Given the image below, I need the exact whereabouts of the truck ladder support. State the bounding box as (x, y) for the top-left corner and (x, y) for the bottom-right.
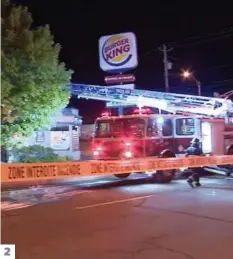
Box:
(70, 83), (233, 118)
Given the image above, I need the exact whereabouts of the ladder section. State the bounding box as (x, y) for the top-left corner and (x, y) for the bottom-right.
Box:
(70, 84), (233, 117)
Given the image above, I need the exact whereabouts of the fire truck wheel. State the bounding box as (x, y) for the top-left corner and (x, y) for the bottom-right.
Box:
(114, 173), (131, 179)
(155, 149), (176, 184)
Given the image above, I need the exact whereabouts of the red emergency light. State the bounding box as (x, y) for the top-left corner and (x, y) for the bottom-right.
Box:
(133, 107), (152, 114)
(101, 110), (111, 117)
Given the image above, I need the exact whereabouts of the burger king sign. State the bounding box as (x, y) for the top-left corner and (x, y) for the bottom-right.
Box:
(99, 32), (138, 73)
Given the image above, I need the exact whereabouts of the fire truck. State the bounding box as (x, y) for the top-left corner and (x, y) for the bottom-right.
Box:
(71, 84), (233, 182)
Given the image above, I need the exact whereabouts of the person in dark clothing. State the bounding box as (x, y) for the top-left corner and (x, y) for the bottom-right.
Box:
(185, 138), (203, 188)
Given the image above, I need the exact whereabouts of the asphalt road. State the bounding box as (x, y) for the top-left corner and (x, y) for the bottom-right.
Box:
(1, 176), (233, 259)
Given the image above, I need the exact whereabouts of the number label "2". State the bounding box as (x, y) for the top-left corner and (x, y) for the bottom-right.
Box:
(0, 245), (15, 258)
(4, 247), (11, 256)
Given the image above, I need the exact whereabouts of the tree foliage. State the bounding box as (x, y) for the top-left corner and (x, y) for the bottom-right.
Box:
(1, 0), (73, 148)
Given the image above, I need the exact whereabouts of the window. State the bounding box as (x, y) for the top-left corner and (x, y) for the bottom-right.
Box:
(112, 119), (125, 137)
(95, 121), (111, 138)
(176, 118), (195, 135)
(95, 118), (146, 138)
(147, 119), (158, 137)
(147, 118), (173, 137)
(162, 119), (173, 136)
(113, 118), (145, 138)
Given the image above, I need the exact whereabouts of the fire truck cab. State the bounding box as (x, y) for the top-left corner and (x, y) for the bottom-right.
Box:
(92, 110), (233, 182)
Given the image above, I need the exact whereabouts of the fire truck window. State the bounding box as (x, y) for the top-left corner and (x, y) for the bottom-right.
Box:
(147, 119), (158, 137)
(95, 121), (111, 138)
(176, 118), (195, 135)
(112, 120), (125, 137)
(113, 118), (145, 138)
(162, 119), (173, 136)
(127, 118), (145, 138)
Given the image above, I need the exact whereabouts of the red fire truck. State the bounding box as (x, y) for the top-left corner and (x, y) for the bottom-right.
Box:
(92, 109), (233, 182)
(72, 84), (233, 182)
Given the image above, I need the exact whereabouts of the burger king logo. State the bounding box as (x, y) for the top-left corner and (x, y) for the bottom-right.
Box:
(102, 34), (132, 67)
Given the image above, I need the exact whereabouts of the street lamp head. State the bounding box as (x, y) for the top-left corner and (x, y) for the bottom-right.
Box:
(182, 70), (192, 78)
(181, 70), (201, 96)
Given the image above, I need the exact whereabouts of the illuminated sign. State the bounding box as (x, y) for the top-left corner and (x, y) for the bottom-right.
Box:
(104, 74), (136, 85)
(99, 32), (138, 72)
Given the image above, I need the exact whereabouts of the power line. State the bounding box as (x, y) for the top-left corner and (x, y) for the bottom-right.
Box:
(143, 26), (233, 57)
(173, 32), (233, 49)
(208, 78), (233, 86)
(168, 26), (233, 47)
(171, 78), (233, 89)
(142, 27), (233, 94)
(199, 64), (233, 71)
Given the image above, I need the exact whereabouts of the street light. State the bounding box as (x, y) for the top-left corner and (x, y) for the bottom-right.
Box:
(183, 71), (191, 78)
(182, 70), (201, 96)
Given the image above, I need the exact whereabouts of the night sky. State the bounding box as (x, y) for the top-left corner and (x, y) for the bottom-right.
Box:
(11, 1), (233, 122)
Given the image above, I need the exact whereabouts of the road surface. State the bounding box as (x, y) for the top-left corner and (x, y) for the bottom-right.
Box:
(1, 176), (233, 259)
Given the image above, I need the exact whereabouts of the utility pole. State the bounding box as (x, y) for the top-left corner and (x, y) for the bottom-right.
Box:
(196, 80), (201, 96)
(159, 44), (173, 92)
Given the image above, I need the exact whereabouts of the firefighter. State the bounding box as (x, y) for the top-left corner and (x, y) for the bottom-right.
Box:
(185, 138), (203, 188)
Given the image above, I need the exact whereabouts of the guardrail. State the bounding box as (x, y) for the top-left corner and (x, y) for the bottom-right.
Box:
(1, 155), (233, 183)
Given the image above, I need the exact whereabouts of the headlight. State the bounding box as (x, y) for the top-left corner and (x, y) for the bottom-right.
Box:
(124, 151), (133, 158)
(93, 151), (100, 156)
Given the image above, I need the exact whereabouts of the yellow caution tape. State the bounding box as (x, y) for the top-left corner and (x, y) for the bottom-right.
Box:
(1, 155), (233, 183)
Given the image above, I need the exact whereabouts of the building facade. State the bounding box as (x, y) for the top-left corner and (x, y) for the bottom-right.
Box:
(20, 108), (82, 160)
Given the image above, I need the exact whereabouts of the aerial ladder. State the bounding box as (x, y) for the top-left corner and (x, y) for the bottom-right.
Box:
(70, 83), (233, 119)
